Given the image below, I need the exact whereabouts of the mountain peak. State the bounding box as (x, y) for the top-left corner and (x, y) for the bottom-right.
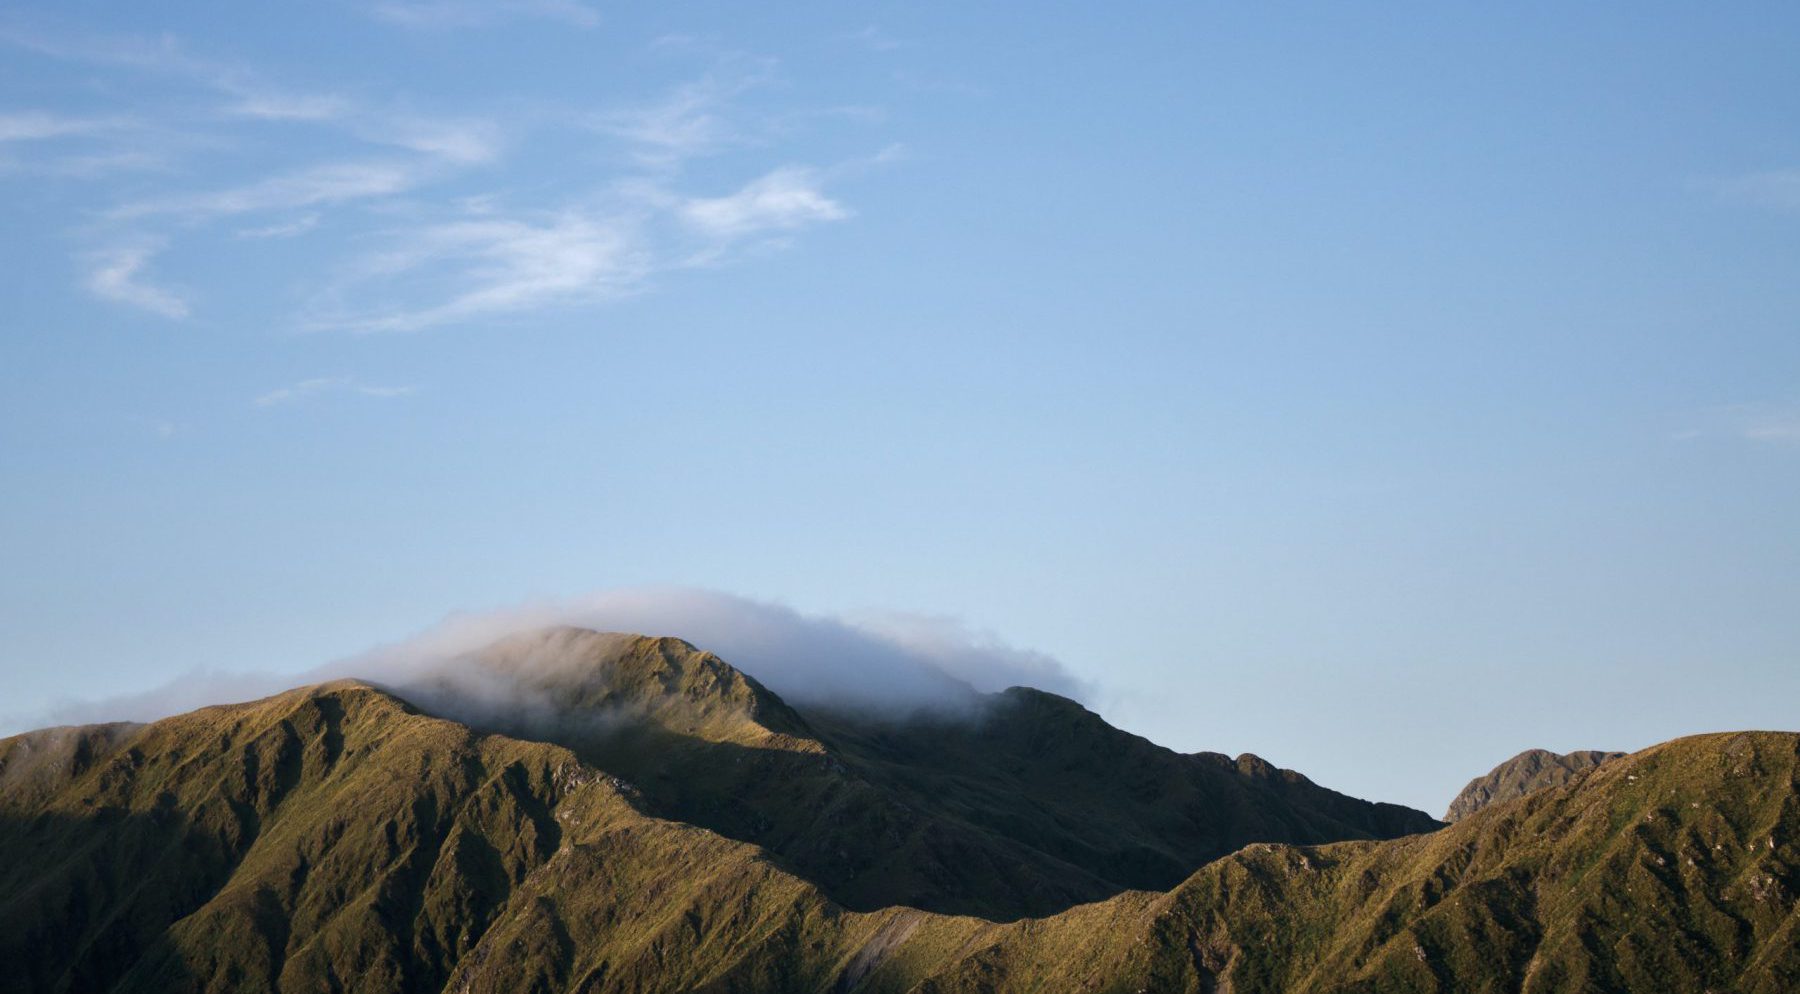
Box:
(404, 626), (818, 748)
(1443, 745), (1625, 821)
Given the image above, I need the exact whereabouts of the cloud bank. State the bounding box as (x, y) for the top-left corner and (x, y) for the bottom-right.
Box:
(20, 589), (1093, 732)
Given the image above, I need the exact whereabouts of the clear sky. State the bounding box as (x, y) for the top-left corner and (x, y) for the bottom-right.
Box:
(3, 2), (1798, 814)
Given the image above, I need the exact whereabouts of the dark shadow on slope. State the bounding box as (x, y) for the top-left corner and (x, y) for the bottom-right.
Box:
(0, 809), (210, 994)
(437, 685), (1443, 922)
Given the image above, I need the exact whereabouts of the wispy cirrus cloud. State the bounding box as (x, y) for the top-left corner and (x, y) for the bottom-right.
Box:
(1736, 408), (1800, 443)
(841, 25), (910, 53)
(111, 160), (423, 220)
(1674, 402), (1800, 446)
(255, 375), (418, 407)
(308, 165), (849, 332)
(0, 25), (351, 125)
(1715, 169), (1800, 212)
(7, 22), (879, 330)
(366, 0), (599, 30)
(373, 116), (504, 165)
(591, 57), (777, 169)
(236, 213), (321, 239)
(680, 166), (848, 239)
(225, 91), (353, 123)
(0, 110), (128, 142)
(310, 210), (653, 332)
(83, 242), (188, 318)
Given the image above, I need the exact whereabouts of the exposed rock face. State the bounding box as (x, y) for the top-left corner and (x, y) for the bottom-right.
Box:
(1442, 746), (1624, 821)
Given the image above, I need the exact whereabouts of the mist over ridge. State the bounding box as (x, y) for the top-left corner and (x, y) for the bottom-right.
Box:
(18, 587), (1094, 733)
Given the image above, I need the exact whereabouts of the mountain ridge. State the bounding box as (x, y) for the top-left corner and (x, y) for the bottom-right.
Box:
(3, 631), (1792, 993)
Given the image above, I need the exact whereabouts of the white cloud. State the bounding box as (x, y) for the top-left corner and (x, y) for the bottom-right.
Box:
(1676, 403), (1800, 446)
(236, 213), (321, 239)
(224, 91), (352, 122)
(368, 0), (600, 29)
(1739, 410), (1800, 443)
(10, 28), (875, 336)
(314, 211), (650, 332)
(0, 110), (121, 142)
(310, 156), (854, 332)
(842, 25), (910, 53)
(373, 116), (503, 165)
(255, 375), (418, 407)
(593, 60), (777, 168)
(1, 27), (350, 126)
(680, 166), (848, 238)
(84, 243), (189, 318)
(18, 589), (1092, 732)
(112, 160), (421, 219)
(1717, 169), (1800, 212)
(341, 588), (1094, 714)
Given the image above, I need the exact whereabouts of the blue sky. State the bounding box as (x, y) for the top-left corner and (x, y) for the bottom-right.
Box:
(3, 2), (1798, 813)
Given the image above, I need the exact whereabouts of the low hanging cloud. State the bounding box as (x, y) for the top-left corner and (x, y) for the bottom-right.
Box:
(20, 589), (1093, 733)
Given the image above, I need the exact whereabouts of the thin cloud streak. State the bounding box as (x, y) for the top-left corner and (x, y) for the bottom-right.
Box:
(84, 243), (188, 318)
(591, 57), (777, 169)
(0, 25), (351, 125)
(367, 0), (600, 30)
(1674, 402), (1800, 446)
(236, 213), (321, 239)
(0, 110), (127, 142)
(10, 26), (876, 330)
(310, 212), (652, 332)
(1717, 169), (1800, 212)
(255, 376), (418, 407)
(110, 160), (422, 220)
(309, 164), (849, 333)
(681, 166), (848, 238)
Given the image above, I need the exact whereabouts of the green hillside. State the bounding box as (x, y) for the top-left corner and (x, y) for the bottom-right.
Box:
(1, 630), (1793, 994)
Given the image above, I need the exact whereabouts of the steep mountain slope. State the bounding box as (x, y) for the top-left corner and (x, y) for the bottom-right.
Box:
(1443, 747), (1624, 822)
(410, 628), (1440, 917)
(2, 671), (1795, 994)
(920, 729), (1800, 994)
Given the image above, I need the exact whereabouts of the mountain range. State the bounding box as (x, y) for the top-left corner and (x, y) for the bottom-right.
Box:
(1, 628), (1794, 993)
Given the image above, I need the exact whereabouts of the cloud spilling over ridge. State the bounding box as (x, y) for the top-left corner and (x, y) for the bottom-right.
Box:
(18, 589), (1092, 732)
(331, 588), (1092, 712)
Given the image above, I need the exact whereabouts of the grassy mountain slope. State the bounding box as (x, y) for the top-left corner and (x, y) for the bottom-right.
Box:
(1443, 747), (1624, 822)
(420, 628), (1440, 917)
(917, 730), (1800, 994)
(3, 634), (1792, 993)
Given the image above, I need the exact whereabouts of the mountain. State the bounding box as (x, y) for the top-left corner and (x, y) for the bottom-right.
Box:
(1, 629), (1793, 993)
(400, 628), (1439, 917)
(911, 728), (1800, 993)
(1443, 747), (1625, 822)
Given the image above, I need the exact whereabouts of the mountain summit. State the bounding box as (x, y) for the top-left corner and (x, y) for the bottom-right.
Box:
(1443, 746), (1625, 822)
